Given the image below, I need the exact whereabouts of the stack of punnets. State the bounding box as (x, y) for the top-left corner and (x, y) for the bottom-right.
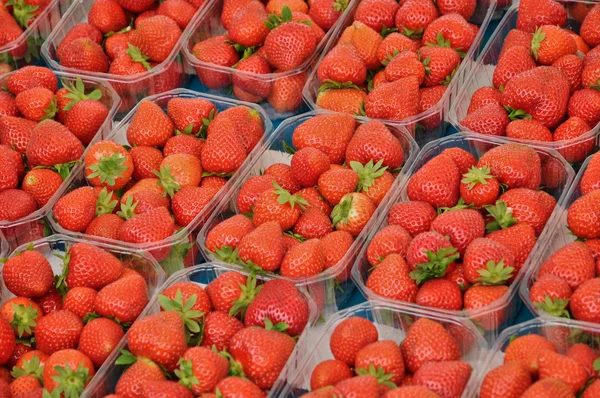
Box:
(1, 0), (600, 397)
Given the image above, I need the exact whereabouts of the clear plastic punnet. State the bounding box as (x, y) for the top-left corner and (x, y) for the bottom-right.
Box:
(0, 0), (74, 74)
(270, 300), (489, 397)
(302, 0), (498, 146)
(82, 262), (319, 397)
(351, 132), (576, 344)
(449, 1), (600, 162)
(196, 110), (419, 317)
(46, 88), (273, 275)
(473, 317), (600, 395)
(0, 70), (120, 252)
(40, 0), (209, 115)
(181, 0), (354, 123)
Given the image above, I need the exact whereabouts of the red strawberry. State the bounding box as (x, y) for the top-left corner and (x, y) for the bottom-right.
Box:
(386, 201), (437, 236)
(64, 100), (109, 145)
(493, 45), (537, 89)
(7, 66), (57, 95)
(419, 46), (460, 87)
(108, 46), (153, 95)
(461, 103), (509, 136)
(476, 143), (541, 190)
(480, 362), (532, 398)
(78, 318), (124, 368)
(26, 120), (84, 167)
(467, 86), (503, 114)
(201, 311), (244, 351)
(522, 379), (574, 397)
(127, 100), (174, 147)
(330, 316), (378, 366)
(377, 33), (419, 64)
(395, 0), (437, 38)
(15, 87), (57, 122)
(308, 0), (348, 31)
(88, 0), (127, 34)
(493, 188), (554, 236)
(116, 0), (155, 12)
(104, 31), (132, 60)
(316, 86), (367, 115)
(264, 20), (316, 71)
(94, 269), (149, 323)
(158, 0), (197, 29)
(431, 209), (485, 255)
(176, 347), (229, 394)
(201, 128), (246, 174)
(293, 207), (333, 239)
(568, 190), (600, 239)
(214, 377), (266, 397)
(406, 231), (458, 279)
(529, 273), (572, 317)
(142, 380), (194, 398)
(63, 243), (122, 290)
(280, 238), (324, 277)
(310, 360), (352, 391)
(487, 223), (537, 271)
(321, 230), (354, 274)
(531, 25), (577, 65)
(401, 318), (460, 373)
(0, 189), (37, 221)
(422, 13), (478, 52)
(267, 69), (307, 112)
(56, 23), (103, 60)
(59, 37), (110, 73)
(419, 85), (447, 129)
(62, 287), (96, 319)
(2, 249), (53, 299)
(568, 88), (600, 128)
(552, 54), (583, 93)
(366, 253), (418, 302)
(567, 344), (599, 379)
(460, 166), (500, 207)
(505, 119), (553, 142)
(581, 2), (600, 47)
(42, 349), (94, 395)
(516, 0), (568, 33)
(291, 147), (331, 188)
(253, 183), (307, 230)
(339, 21), (382, 70)
(367, 225), (412, 266)
(206, 214), (255, 256)
(413, 361), (472, 398)
(115, 357), (166, 397)
(292, 113), (355, 164)
(130, 146), (163, 180)
(539, 242), (595, 290)
(296, 187), (332, 214)
(237, 221), (285, 271)
(416, 278), (463, 310)
(118, 206), (175, 247)
(232, 55), (272, 99)
(463, 237), (515, 284)
(129, 15), (182, 63)
(0, 116), (36, 153)
(554, 116), (594, 163)
(463, 284), (509, 330)
(407, 154), (460, 208)
(21, 169), (62, 208)
(441, 147), (477, 174)
(191, 36), (239, 89)
(332, 192), (376, 236)
(537, 350), (589, 393)
(364, 76), (421, 120)
(228, 1), (270, 47)
(266, 0), (308, 15)
(437, 0), (476, 19)
(385, 50), (425, 84)
(571, 278), (600, 323)
(53, 187), (96, 232)
(35, 311), (83, 355)
(209, 106), (264, 155)
(354, 0), (398, 33)
(317, 44), (367, 85)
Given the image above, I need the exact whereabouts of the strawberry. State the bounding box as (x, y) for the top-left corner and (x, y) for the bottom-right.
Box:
(78, 318), (124, 368)
(116, 0), (155, 12)
(385, 50), (425, 84)
(581, 154), (600, 196)
(201, 311), (244, 351)
(56, 22), (103, 61)
(354, 0), (398, 33)
(232, 55), (272, 99)
(0, 189), (37, 221)
(505, 119), (553, 142)
(253, 182), (307, 230)
(2, 248), (53, 298)
(7, 66), (57, 95)
(158, 0), (196, 29)
(554, 116), (594, 163)
(480, 362), (532, 398)
(163, 134), (204, 159)
(552, 54), (583, 93)
(264, 18), (317, 71)
(419, 85), (447, 129)
(85, 140), (133, 191)
(461, 103), (509, 136)
(531, 25), (577, 66)
(127, 100), (174, 148)
(142, 380), (194, 398)
(88, 0), (127, 34)
(317, 44), (367, 85)
(108, 45), (153, 95)
(415, 278), (463, 310)
(209, 106), (264, 154)
(0, 297), (42, 337)
(129, 15), (182, 63)
(438, 0), (476, 19)
(42, 349), (94, 395)
(191, 35), (239, 89)
(377, 33), (419, 64)
(172, 185), (219, 226)
(386, 201), (437, 237)
(364, 76), (421, 120)
(321, 230), (354, 274)
(53, 187), (96, 232)
(463, 237), (515, 284)
(266, 0), (308, 15)
(581, 2), (600, 47)
(423, 14), (478, 53)
(501, 66), (570, 130)
(94, 269), (149, 323)
(26, 120), (84, 168)
(539, 242), (595, 290)
(567, 344), (599, 379)
(115, 357), (166, 397)
(367, 225), (412, 266)
(407, 154), (460, 208)
(293, 207), (333, 239)
(401, 318), (460, 373)
(413, 361), (472, 398)
(62, 242), (123, 290)
(280, 238), (324, 277)
(214, 377), (266, 397)
(366, 253), (418, 302)
(310, 360), (352, 391)
(308, 0), (347, 31)
(406, 231), (458, 280)
(205, 271), (257, 315)
(568, 88), (600, 128)
(0, 116), (36, 154)
(236, 175), (276, 214)
(160, 153), (202, 189)
(529, 273), (572, 317)
(316, 87), (367, 114)
(129, 146), (163, 181)
(463, 284), (509, 330)
(330, 316), (378, 366)
(20, 169), (61, 208)
(522, 379), (575, 397)
(441, 147), (477, 174)
(229, 326), (295, 389)
(296, 187), (332, 214)
(10, 375), (40, 396)
(419, 46), (460, 87)
(175, 347), (229, 394)
(118, 206), (175, 247)
(267, 69), (307, 112)
(537, 350), (588, 393)
(64, 100), (109, 145)
(355, 340), (405, 386)
(35, 310), (83, 355)
(570, 278), (600, 323)
(583, 380), (600, 398)
(491, 189), (553, 236)
(332, 375), (379, 397)
(517, 0), (567, 33)
(395, 0), (437, 38)
(568, 190), (600, 239)
(291, 147), (331, 188)
(467, 86), (503, 114)
(339, 21), (382, 70)
(201, 128), (246, 174)
(459, 166), (500, 207)
(237, 221), (285, 271)
(62, 286), (96, 319)
(15, 87), (56, 122)
(293, 113), (355, 164)
(206, 214), (255, 255)
(487, 223), (536, 272)
(104, 31), (132, 60)
(332, 192), (376, 236)
(58, 37), (110, 73)
(431, 209), (485, 255)
(228, 1), (269, 47)
(244, 278), (309, 336)
(476, 143), (541, 190)
(493, 45), (537, 89)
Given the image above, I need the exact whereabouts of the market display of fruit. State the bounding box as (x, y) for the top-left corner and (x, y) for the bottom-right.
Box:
(48, 90), (268, 273)
(451, 0), (600, 163)
(0, 236), (165, 398)
(2, 0), (600, 396)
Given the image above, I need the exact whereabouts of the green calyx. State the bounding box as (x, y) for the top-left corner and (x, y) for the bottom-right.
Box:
(272, 181), (308, 210)
(530, 27), (545, 61)
(42, 96), (58, 121)
(229, 272), (263, 319)
(158, 290), (204, 336)
(477, 259), (514, 285)
(54, 252), (71, 295)
(174, 359), (200, 390)
(535, 295), (570, 318)
(116, 195), (138, 220)
(36, 160), (81, 180)
(437, 198), (473, 214)
(504, 106), (532, 121)
(422, 57), (431, 75)
(265, 5), (296, 30)
(318, 79), (364, 93)
(409, 247), (460, 284)
(333, 0), (349, 13)
(213, 245), (241, 264)
(11, 354), (43, 382)
(50, 362), (92, 398)
(61, 77), (102, 111)
(350, 159), (387, 193)
(263, 317), (289, 333)
(401, 26), (423, 39)
(155, 166), (181, 198)
(96, 187), (118, 216)
(425, 32), (451, 48)
(42, 390), (61, 398)
(441, 68), (457, 86)
(8, 302), (39, 338)
(484, 200), (517, 233)
(355, 364), (397, 389)
(331, 194), (354, 228)
(7, 0), (39, 28)
(461, 165), (494, 190)
(380, 25), (398, 38)
(382, 48), (401, 66)
(86, 153), (129, 188)
(127, 44), (152, 71)
(115, 350), (138, 366)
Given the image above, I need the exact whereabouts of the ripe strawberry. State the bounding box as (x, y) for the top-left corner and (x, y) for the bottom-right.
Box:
(554, 116), (594, 163)
(94, 270), (149, 323)
(129, 15), (182, 63)
(104, 31), (132, 60)
(415, 278), (463, 311)
(78, 318), (124, 368)
(206, 214), (255, 256)
(127, 100), (174, 147)
(163, 134), (204, 159)
(463, 237), (515, 284)
(128, 146), (162, 181)
(253, 182), (307, 230)
(419, 46), (460, 87)
(85, 140), (133, 191)
(266, 0), (308, 15)
(175, 347), (229, 394)
(27, 120), (84, 169)
(581, 2), (600, 47)
(407, 154), (460, 208)
(201, 128), (246, 174)
(487, 223), (536, 273)
(539, 242), (595, 290)
(42, 349), (94, 395)
(552, 54), (583, 93)
(423, 13), (478, 53)
(413, 361), (471, 398)
(517, 0), (567, 33)
(493, 46), (537, 89)
(118, 206), (175, 247)
(354, 340), (405, 386)
(339, 21), (382, 70)
(205, 271), (256, 315)
(56, 23), (103, 61)
(401, 318), (460, 374)
(15, 86), (57, 122)
(214, 377), (266, 397)
(158, 0), (197, 29)
(64, 100), (109, 145)
(115, 357), (166, 397)
(0, 189), (37, 221)
(419, 85), (447, 129)
(35, 310), (83, 355)
(570, 278), (600, 323)
(332, 192), (376, 236)
(480, 362), (532, 398)
(191, 35), (239, 89)
(377, 33), (419, 64)
(293, 207), (333, 239)
(366, 253), (418, 302)
(385, 201), (436, 237)
(236, 175), (276, 214)
(320, 230), (354, 275)
(232, 54), (272, 99)
(406, 231), (457, 279)
(568, 88), (600, 128)
(7, 66), (57, 95)
(310, 360), (352, 391)
(438, 0), (476, 19)
(464, 284), (509, 329)
(265, 20), (317, 71)
(529, 273), (572, 317)
(537, 350), (588, 393)
(317, 44), (367, 85)
(0, 116), (35, 153)
(228, 1), (270, 47)
(364, 76), (421, 120)
(296, 187), (331, 214)
(88, 0), (127, 34)
(280, 238), (324, 277)
(367, 225), (412, 266)
(459, 166), (500, 207)
(200, 311), (244, 352)
(237, 221), (285, 271)
(53, 187), (96, 232)
(354, 0), (398, 33)
(267, 69), (307, 112)
(476, 143), (541, 190)
(0, 297), (42, 338)
(20, 169), (62, 208)
(505, 119), (553, 142)
(211, 106), (264, 154)
(330, 316), (378, 367)
(440, 148), (477, 174)
(531, 25), (577, 65)
(384, 50), (425, 84)
(141, 380), (194, 398)
(308, 0), (347, 31)
(291, 147), (331, 188)
(2, 249), (53, 298)
(108, 45), (153, 95)
(59, 37), (110, 73)
(316, 86), (366, 115)
(568, 188), (600, 239)
(461, 103), (509, 136)
(432, 209), (485, 255)
(62, 286), (96, 319)
(566, 344), (599, 379)
(63, 242), (123, 290)
(293, 113), (355, 164)
(395, 0), (437, 38)
(467, 86), (503, 114)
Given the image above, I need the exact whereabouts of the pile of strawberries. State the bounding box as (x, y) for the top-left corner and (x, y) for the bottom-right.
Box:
(189, 0), (347, 113)
(0, 241), (157, 397)
(528, 151), (600, 325)
(313, 0), (481, 128)
(362, 142), (559, 331)
(300, 316), (473, 397)
(204, 112), (406, 281)
(0, 66), (112, 239)
(51, 96), (264, 265)
(460, 0), (600, 163)
(95, 270), (310, 397)
(479, 333), (600, 397)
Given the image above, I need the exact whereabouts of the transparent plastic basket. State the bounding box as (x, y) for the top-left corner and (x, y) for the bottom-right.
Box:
(0, 232), (8, 259)
(181, 0), (354, 123)
(0, 0), (74, 74)
(449, 1), (600, 164)
(519, 154), (598, 321)
(46, 88), (273, 275)
(40, 0), (209, 115)
(270, 300), (489, 397)
(302, 0), (497, 146)
(473, 317), (600, 394)
(82, 262), (319, 397)
(351, 132), (576, 344)
(196, 110), (419, 317)
(0, 69), (120, 253)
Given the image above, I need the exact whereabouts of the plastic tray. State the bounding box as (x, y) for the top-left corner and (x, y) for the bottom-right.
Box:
(46, 88), (273, 275)
(181, 0), (354, 123)
(40, 0), (208, 115)
(519, 154), (597, 321)
(82, 262), (319, 397)
(196, 110), (419, 316)
(0, 70), (120, 252)
(302, 0), (498, 146)
(351, 132), (576, 344)
(271, 300), (489, 397)
(449, 1), (600, 163)
(0, 0), (73, 74)
(473, 317), (600, 394)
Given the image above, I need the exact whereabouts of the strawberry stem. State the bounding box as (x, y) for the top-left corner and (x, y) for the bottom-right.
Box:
(461, 165), (494, 190)
(116, 195), (138, 220)
(351, 159), (387, 193)
(86, 153), (129, 188)
(11, 353), (43, 381)
(229, 272), (263, 319)
(534, 295), (570, 318)
(96, 187), (118, 216)
(409, 247), (460, 284)
(355, 364), (397, 389)
(155, 166), (181, 198)
(476, 259), (514, 285)
(50, 363), (92, 398)
(484, 200), (517, 233)
(8, 302), (38, 338)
